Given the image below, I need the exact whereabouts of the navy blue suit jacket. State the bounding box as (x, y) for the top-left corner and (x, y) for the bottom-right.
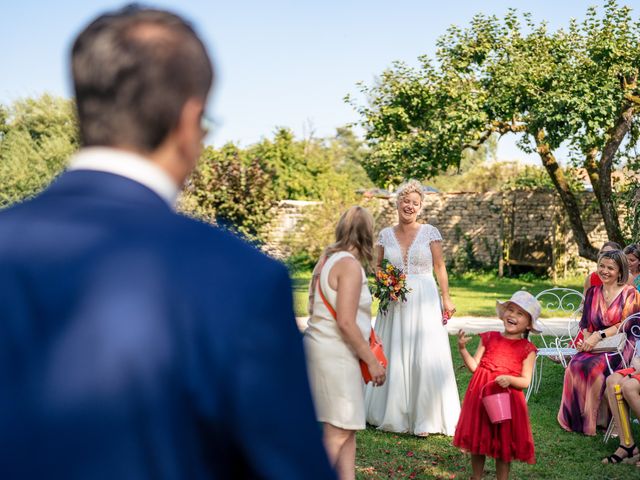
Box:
(0, 170), (335, 479)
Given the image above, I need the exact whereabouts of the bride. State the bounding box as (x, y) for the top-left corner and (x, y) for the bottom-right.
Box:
(365, 179), (460, 436)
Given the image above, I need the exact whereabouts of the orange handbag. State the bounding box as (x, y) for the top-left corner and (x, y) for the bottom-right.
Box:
(315, 257), (388, 383)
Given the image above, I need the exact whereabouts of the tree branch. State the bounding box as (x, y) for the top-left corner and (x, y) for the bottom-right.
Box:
(535, 130), (597, 261)
(595, 102), (635, 245)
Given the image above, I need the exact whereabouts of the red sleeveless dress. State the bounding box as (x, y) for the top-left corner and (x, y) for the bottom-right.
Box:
(453, 331), (537, 464)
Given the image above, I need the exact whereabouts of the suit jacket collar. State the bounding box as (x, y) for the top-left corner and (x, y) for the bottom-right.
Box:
(44, 170), (175, 212)
(68, 147), (180, 207)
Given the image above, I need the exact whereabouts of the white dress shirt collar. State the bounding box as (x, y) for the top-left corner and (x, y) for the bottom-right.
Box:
(68, 147), (180, 207)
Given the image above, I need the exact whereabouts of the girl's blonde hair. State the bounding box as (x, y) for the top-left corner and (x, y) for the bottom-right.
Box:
(324, 206), (374, 268)
(395, 179), (424, 205)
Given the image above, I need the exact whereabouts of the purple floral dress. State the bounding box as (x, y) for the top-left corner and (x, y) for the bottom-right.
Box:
(557, 285), (640, 435)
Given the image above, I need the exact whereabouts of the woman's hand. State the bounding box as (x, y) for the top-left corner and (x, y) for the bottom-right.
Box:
(495, 375), (512, 388)
(442, 296), (456, 324)
(457, 329), (471, 350)
(442, 296), (456, 318)
(579, 334), (599, 352)
(367, 360), (386, 387)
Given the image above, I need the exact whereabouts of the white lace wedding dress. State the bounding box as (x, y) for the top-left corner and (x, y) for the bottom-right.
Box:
(364, 224), (460, 435)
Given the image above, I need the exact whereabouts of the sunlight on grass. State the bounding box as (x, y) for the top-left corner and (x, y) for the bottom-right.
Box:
(291, 270), (584, 319)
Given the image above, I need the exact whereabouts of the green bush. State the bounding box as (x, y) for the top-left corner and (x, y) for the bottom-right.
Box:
(179, 144), (277, 244)
(0, 95), (78, 207)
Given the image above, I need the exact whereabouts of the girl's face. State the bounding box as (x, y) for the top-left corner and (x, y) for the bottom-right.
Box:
(502, 303), (532, 337)
(597, 257), (620, 285)
(397, 192), (422, 224)
(626, 253), (639, 274)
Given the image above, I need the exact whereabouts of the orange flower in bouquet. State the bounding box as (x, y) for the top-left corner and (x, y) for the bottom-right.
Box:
(373, 259), (411, 315)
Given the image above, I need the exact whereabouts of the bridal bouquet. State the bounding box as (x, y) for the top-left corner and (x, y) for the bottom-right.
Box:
(373, 259), (410, 315)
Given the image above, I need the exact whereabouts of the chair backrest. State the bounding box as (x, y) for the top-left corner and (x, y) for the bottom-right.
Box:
(617, 312), (640, 358)
(534, 288), (584, 347)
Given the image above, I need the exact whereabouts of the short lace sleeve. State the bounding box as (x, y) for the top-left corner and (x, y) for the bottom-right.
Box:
(427, 224), (443, 244)
(376, 228), (388, 247)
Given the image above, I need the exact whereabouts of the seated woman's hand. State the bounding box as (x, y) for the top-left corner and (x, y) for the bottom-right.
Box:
(579, 334), (599, 352)
(367, 360), (386, 387)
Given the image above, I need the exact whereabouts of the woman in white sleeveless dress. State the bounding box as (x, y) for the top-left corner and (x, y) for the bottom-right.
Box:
(304, 206), (386, 480)
(365, 180), (460, 436)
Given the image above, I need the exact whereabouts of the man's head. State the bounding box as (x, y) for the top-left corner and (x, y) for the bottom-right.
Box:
(71, 5), (214, 180)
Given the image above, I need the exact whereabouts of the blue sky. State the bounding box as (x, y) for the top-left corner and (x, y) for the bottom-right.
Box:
(0, 0), (625, 162)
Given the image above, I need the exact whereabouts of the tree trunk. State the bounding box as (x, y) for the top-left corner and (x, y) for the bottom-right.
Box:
(595, 103), (635, 246)
(535, 130), (598, 261)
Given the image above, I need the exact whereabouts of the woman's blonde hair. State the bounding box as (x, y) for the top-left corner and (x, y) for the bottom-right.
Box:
(395, 179), (424, 205)
(324, 206), (374, 268)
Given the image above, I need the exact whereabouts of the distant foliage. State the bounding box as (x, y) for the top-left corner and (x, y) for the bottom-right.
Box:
(179, 144), (278, 244)
(0, 95), (79, 207)
(180, 126), (373, 247)
(247, 126), (372, 201)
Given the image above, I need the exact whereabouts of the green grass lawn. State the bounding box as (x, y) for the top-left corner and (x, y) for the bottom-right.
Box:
(354, 335), (640, 479)
(291, 270), (584, 319)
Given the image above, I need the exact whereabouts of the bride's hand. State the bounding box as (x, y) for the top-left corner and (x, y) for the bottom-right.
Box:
(442, 297), (456, 319)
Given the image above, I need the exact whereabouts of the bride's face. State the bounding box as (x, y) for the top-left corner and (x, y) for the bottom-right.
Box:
(397, 192), (422, 224)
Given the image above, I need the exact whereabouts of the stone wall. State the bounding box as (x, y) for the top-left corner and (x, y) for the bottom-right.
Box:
(264, 191), (611, 275)
(262, 200), (321, 258)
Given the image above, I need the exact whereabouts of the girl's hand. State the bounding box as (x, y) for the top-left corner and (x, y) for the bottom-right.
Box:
(457, 329), (471, 350)
(495, 375), (511, 388)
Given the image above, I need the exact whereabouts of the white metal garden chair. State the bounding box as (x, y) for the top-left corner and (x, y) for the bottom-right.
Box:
(602, 312), (640, 443)
(526, 288), (584, 402)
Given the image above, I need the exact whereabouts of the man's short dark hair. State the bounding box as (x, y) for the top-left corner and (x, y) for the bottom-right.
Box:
(71, 5), (214, 151)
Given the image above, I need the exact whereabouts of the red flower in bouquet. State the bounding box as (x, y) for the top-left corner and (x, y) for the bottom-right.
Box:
(373, 259), (411, 315)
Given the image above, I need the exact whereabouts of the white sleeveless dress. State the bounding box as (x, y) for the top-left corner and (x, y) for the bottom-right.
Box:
(364, 224), (460, 435)
(303, 251), (372, 430)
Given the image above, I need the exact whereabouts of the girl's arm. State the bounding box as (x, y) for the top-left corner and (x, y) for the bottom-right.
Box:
(457, 330), (485, 373)
(431, 240), (455, 313)
(331, 256), (386, 385)
(495, 351), (536, 390)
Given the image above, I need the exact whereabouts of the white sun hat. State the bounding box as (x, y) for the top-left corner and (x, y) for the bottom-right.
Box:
(496, 290), (543, 334)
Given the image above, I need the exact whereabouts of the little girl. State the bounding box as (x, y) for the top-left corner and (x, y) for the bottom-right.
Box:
(453, 290), (542, 480)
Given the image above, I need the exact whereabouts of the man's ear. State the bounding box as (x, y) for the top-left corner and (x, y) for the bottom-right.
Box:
(176, 97), (205, 142)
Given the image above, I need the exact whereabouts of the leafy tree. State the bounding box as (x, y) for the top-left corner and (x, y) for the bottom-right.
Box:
(350, 0), (640, 260)
(179, 144), (277, 243)
(0, 95), (78, 207)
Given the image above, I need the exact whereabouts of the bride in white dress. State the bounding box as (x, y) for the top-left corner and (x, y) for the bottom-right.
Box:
(365, 180), (460, 436)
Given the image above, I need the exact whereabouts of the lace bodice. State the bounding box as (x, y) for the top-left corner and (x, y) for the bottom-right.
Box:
(377, 224), (442, 275)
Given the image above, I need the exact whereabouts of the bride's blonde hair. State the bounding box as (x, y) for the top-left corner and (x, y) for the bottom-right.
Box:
(395, 179), (424, 205)
(324, 206), (374, 268)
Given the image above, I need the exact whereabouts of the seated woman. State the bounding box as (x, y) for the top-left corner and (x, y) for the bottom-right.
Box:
(582, 242), (621, 297)
(602, 354), (640, 466)
(558, 250), (640, 435)
(624, 244), (640, 291)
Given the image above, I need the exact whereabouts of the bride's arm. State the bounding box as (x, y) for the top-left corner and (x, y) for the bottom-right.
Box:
(431, 241), (455, 313)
